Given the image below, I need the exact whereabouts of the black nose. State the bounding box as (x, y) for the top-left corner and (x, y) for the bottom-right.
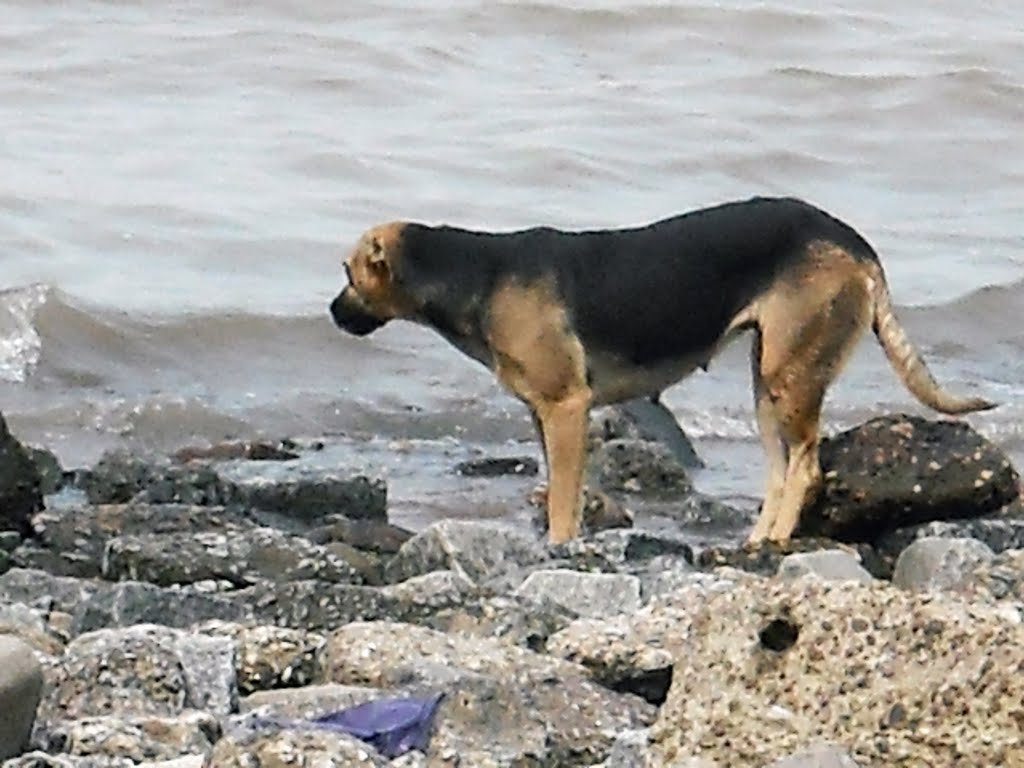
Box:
(329, 289), (386, 336)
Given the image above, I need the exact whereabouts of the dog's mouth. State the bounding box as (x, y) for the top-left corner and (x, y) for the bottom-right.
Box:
(330, 289), (388, 336)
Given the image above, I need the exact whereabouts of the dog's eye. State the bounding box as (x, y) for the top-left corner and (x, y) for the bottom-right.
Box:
(344, 262), (354, 285)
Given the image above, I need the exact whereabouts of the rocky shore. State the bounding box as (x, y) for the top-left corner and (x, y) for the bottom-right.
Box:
(0, 406), (1022, 767)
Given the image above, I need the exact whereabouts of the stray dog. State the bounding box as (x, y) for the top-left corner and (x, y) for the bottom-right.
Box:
(330, 196), (996, 544)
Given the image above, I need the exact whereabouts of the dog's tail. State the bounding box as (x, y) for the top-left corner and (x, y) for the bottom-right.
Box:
(867, 261), (997, 415)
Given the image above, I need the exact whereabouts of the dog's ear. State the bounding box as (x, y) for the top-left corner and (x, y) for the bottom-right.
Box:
(367, 235), (392, 281)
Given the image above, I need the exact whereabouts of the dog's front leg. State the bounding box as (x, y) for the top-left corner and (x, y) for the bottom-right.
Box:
(536, 391), (591, 545)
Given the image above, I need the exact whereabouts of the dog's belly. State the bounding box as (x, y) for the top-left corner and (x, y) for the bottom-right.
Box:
(585, 348), (708, 405)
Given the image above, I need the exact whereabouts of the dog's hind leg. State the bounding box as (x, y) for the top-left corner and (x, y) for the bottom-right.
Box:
(754, 246), (874, 542)
(747, 332), (789, 545)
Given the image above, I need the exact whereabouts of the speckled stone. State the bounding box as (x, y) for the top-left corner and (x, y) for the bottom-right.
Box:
(644, 577), (1024, 766)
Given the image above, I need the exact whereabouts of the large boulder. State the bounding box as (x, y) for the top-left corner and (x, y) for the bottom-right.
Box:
(0, 413), (43, 539)
(798, 414), (1019, 542)
(638, 576), (1024, 766)
(319, 621), (656, 765)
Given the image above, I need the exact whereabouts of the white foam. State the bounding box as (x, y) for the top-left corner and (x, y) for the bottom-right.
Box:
(0, 283), (49, 383)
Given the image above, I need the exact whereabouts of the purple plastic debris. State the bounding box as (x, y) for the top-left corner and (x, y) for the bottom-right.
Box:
(253, 692), (445, 758)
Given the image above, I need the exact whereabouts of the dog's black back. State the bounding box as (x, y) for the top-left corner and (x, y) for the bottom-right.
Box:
(400, 197), (879, 367)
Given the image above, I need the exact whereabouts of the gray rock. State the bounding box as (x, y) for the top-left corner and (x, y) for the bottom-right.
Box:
(547, 619), (675, 706)
(0, 413), (42, 539)
(240, 578), (472, 633)
(34, 712), (219, 764)
(2, 754), (133, 767)
(0, 569), (103, 616)
(602, 728), (654, 768)
(380, 570), (479, 610)
(80, 449), (388, 523)
(102, 526), (363, 587)
(21, 503), (254, 578)
(892, 536), (996, 593)
(72, 580), (252, 635)
(0, 635), (44, 760)
(552, 528), (694, 573)
(198, 623), (325, 695)
(223, 471), (387, 523)
(321, 621), (656, 764)
(0, 603), (65, 656)
(384, 520), (543, 587)
(876, 514), (1024, 573)
(209, 728), (388, 766)
(40, 625), (235, 727)
(778, 550), (874, 584)
(514, 569), (642, 618)
(798, 414), (1020, 542)
(589, 399), (703, 469)
(306, 517), (413, 555)
(767, 743), (861, 767)
(591, 439), (692, 498)
(237, 683), (384, 717)
(697, 539), (884, 579)
(177, 633), (237, 715)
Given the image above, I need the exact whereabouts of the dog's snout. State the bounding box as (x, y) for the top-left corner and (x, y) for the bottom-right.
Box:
(329, 287), (386, 336)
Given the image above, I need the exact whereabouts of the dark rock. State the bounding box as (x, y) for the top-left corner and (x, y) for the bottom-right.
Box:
(0, 412), (43, 539)
(172, 439), (300, 463)
(306, 516), (413, 555)
(77, 451), (158, 505)
(798, 414), (1020, 542)
(225, 472), (387, 523)
(550, 528), (695, 573)
(102, 526), (364, 587)
(72, 581), (253, 635)
(22, 503), (255, 579)
(384, 520), (544, 588)
(454, 455), (539, 477)
(590, 399), (704, 469)
(25, 447), (65, 496)
(591, 439), (693, 498)
(78, 449), (388, 523)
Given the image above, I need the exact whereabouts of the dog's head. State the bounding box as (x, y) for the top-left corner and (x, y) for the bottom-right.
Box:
(330, 222), (418, 336)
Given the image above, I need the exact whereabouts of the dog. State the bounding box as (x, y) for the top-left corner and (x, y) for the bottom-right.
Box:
(330, 196), (996, 545)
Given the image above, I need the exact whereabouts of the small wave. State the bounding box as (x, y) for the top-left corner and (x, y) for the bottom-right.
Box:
(0, 283), (50, 383)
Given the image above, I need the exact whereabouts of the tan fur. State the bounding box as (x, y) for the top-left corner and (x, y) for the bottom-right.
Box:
(867, 261), (996, 415)
(344, 222), (418, 319)
(486, 278), (591, 543)
(745, 242), (876, 542)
